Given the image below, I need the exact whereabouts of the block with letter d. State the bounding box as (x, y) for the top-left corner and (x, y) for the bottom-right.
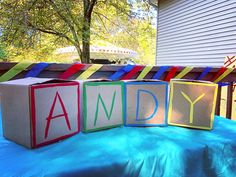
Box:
(124, 80), (168, 126)
(83, 81), (124, 132)
(0, 78), (80, 148)
(168, 79), (218, 130)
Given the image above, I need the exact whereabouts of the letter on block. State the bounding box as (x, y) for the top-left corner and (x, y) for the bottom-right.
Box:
(168, 80), (218, 130)
(44, 92), (72, 139)
(83, 82), (124, 132)
(125, 81), (168, 126)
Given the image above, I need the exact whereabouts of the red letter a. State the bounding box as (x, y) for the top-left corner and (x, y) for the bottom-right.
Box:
(44, 92), (71, 139)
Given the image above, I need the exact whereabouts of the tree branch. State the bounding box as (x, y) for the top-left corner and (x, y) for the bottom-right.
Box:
(26, 20), (83, 57)
(87, 0), (97, 17)
(47, 0), (81, 52)
(93, 11), (137, 40)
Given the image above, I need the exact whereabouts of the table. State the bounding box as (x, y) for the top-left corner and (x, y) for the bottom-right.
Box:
(1, 116), (236, 177)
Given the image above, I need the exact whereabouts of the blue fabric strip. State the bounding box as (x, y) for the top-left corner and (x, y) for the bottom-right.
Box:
(108, 64), (135, 80)
(24, 62), (49, 78)
(218, 82), (230, 86)
(196, 67), (212, 80)
(152, 66), (169, 79)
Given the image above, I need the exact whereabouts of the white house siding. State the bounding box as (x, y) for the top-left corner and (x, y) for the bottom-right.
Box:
(156, 0), (236, 66)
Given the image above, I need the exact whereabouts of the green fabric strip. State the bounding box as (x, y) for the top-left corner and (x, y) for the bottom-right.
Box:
(136, 66), (153, 80)
(0, 62), (32, 82)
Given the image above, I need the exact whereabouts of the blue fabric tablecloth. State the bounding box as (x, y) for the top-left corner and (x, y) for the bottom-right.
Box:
(0, 116), (236, 177)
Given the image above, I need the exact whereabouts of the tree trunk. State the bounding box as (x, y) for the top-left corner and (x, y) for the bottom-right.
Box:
(82, 4), (91, 63)
(82, 25), (90, 64)
(74, 44), (82, 61)
(82, 0), (96, 64)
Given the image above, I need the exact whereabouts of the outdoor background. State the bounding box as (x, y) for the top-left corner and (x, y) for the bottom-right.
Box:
(0, 0), (157, 65)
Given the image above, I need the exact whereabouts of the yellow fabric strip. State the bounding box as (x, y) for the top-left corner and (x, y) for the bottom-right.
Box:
(213, 68), (234, 83)
(0, 62), (32, 82)
(174, 67), (193, 79)
(136, 66), (153, 80)
(76, 64), (103, 80)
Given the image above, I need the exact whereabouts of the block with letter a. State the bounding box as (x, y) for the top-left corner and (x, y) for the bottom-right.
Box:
(124, 80), (168, 126)
(168, 79), (218, 130)
(0, 78), (80, 148)
(83, 81), (124, 132)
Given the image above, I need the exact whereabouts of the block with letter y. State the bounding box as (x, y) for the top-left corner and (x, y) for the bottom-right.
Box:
(83, 81), (124, 132)
(124, 80), (168, 126)
(168, 79), (218, 130)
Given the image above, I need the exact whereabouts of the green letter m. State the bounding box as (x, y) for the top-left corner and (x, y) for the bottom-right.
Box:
(94, 91), (117, 126)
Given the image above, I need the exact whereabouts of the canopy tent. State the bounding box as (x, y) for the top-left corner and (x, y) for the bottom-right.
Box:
(55, 44), (138, 63)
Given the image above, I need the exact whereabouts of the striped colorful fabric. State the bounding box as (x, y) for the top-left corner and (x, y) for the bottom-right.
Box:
(121, 65), (144, 80)
(196, 67), (212, 80)
(214, 68), (234, 83)
(174, 67), (193, 79)
(211, 67), (227, 82)
(0, 62), (32, 82)
(108, 64), (134, 80)
(76, 64), (102, 80)
(25, 62), (49, 78)
(136, 66), (153, 80)
(152, 66), (169, 80)
(59, 63), (85, 79)
(164, 66), (179, 81)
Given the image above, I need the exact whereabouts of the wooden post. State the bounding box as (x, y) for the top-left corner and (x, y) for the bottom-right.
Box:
(226, 82), (233, 119)
(215, 86), (222, 116)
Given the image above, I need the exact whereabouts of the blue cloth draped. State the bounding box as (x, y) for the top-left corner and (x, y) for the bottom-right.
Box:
(0, 115), (236, 177)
